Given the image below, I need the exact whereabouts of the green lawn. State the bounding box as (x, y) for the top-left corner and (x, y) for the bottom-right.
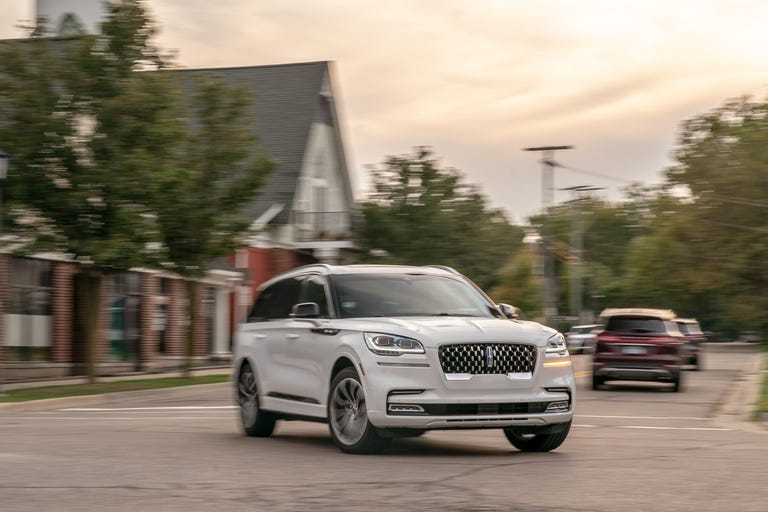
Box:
(0, 374), (230, 403)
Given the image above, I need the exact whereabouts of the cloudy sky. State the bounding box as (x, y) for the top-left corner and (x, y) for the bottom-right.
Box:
(3, 0), (768, 223)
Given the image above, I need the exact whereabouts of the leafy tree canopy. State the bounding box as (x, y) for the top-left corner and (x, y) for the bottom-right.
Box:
(355, 147), (524, 290)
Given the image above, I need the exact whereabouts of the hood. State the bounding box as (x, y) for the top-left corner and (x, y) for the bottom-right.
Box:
(339, 316), (551, 348)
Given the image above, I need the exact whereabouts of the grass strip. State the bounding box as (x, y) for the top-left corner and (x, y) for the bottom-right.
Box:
(0, 374), (230, 403)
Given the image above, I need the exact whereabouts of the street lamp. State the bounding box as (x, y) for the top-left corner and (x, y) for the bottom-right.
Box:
(0, 149), (8, 396)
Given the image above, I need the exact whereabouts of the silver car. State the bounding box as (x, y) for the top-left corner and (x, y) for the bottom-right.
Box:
(233, 264), (576, 454)
(566, 324), (602, 354)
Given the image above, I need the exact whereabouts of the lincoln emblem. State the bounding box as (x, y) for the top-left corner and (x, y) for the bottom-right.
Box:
(485, 346), (495, 368)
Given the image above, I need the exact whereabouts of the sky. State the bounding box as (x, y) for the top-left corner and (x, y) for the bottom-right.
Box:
(3, 0), (768, 223)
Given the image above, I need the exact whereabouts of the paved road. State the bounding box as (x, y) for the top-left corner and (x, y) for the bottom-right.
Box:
(1, 349), (766, 512)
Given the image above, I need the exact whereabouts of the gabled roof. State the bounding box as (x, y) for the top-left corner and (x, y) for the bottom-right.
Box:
(172, 61), (338, 224)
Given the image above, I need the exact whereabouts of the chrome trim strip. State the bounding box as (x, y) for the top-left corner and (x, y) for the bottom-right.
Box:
(377, 362), (430, 368)
(444, 373), (473, 381)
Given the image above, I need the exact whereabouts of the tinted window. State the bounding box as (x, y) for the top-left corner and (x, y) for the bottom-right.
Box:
(605, 316), (667, 334)
(301, 274), (329, 317)
(333, 273), (494, 319)
(249, 276), (302, 321)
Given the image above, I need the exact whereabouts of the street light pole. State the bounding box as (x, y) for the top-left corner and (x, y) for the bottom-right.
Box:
(561, 185), (603, 323)
(523, 145), (572, 326)
(0, 149), (9, 396)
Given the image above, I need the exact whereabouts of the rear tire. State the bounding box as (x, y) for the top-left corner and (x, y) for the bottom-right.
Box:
(672, 372), (683, 392)
(236, 363), (276, 437)
(592, 373), (603, 390)
(504, 421), (571, 452)
(691, 354), (702, 371)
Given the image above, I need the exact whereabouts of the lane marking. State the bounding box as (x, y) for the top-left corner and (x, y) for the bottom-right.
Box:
(11, 416), (230, 420)
(574, 424), (733, 431)
(616, 425), (733, 431)
(576, 414), (709, 421)
(61, 406), (237, 411)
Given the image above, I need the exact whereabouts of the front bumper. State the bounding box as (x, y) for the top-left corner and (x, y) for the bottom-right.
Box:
(359, 347), (575, 429)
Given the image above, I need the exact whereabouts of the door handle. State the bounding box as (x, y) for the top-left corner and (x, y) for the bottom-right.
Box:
(286, 334), (300, 340)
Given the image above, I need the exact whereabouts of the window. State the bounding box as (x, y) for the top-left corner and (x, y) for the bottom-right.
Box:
(109, 273), (141, 362)
(300, 274), (329, 317)
(5, 258), (53, 361)
(333, 273), (495, 319)
(605, 317), (667, 334)
(248, 276), (302, 321)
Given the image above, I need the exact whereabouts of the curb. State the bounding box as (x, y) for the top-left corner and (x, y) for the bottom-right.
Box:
(0, 394), (107, 412)
(712, 351), (767, 433)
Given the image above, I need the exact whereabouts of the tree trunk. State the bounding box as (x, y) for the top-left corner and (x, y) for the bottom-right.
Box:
(183, 279), (198, 378)
(75, 269), (102, 384)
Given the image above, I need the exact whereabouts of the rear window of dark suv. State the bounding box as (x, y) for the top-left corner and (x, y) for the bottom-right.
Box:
(605, 316), (675, 335)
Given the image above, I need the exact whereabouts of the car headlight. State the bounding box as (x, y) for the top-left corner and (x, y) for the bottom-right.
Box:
(545, 332), (568, 357)
(364, 332), (425, 356)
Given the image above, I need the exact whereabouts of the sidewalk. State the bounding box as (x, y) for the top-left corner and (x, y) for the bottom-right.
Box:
(1, 365), (231, 392)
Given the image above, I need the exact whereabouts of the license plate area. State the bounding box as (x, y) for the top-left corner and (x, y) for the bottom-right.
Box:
(622, 345), (647, 355)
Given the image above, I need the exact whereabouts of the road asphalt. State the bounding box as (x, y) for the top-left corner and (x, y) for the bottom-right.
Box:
(1, 344), (766, 431)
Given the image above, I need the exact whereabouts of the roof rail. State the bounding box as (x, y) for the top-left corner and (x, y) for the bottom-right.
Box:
(427, 265), (461, 275)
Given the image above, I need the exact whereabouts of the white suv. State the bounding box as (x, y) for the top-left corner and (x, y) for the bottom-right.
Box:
(233, 264), (575, 454)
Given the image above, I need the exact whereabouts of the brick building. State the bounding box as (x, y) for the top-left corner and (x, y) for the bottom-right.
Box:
(1, 4), (357, 381)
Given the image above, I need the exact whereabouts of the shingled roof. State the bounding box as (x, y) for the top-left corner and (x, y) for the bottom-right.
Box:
(172, 61), (333, 225)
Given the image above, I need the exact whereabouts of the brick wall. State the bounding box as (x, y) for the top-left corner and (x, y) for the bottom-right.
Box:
(140, 272), (159, 368)
(51, 262), (76, 364)
(166, 278), (187, 357)
(193, 285), (208, 357)
(271, 248), (299, 275)
(97, 273), (110, 365)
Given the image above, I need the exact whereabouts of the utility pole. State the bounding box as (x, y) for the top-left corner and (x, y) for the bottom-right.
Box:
(561, 185), (603, 324)
(523, 145), (572, 326)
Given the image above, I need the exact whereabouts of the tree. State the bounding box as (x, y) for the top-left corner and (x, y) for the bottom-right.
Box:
(355, 147), (524, 290)
(0, 1), (272, 379)
(650, 96), (768, 336)
(152, 77), (273, 375)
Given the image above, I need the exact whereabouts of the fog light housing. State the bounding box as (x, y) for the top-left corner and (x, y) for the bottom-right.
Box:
(545, 400), (570, 412)
(388, 403), (426, 415)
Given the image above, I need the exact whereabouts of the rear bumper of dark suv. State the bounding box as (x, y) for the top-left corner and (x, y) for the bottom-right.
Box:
(593, 363), (679, 382)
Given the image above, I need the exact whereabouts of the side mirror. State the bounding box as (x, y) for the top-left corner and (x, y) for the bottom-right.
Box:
(290, 302), (320, 319)
(497, 303), (520, 320)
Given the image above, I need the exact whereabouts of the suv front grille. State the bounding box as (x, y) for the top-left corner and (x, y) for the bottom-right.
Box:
(438, 343), (537, 375)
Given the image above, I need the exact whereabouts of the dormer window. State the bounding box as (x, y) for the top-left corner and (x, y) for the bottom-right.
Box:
(315, 95), (333, 126)
(58, 13), (85, 36)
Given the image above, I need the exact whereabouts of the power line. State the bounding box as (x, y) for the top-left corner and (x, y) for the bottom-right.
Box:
(556, 163), (641, 185)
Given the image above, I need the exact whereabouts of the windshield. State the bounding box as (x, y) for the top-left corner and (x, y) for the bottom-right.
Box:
(678, 322), (703, 335)
(332, 273), (497, 319)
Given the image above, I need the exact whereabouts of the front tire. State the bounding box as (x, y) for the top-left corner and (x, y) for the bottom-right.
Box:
(236, 362), (276, 437)
(328, 367), (391, 454)
(504, 421), (571, 452)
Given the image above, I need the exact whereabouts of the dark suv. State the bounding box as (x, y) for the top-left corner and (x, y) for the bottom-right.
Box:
(675, 318), (705, 371)
(592, 308), (685, 392)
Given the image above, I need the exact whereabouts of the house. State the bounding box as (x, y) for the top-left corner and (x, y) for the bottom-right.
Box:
(0, 3), (358, 381)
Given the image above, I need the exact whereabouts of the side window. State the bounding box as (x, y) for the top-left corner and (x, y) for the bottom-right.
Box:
(248, 277), (302, 321)
(267, 277), (302, 319)
(301, 274), (329, 317)
(248, 284), (276, 322)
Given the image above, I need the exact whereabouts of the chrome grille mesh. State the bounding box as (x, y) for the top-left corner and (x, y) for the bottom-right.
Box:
(438, 343), (537, 375)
